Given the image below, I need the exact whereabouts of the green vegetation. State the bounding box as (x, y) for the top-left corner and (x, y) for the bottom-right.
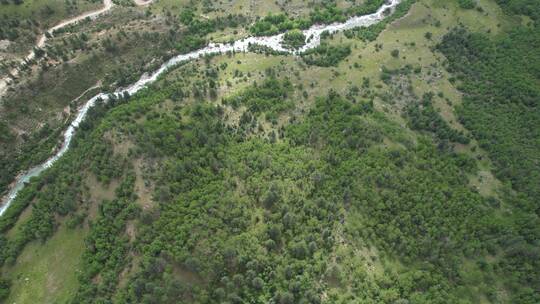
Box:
(0, 0), (101, 55)
(72, 174), (139, 302)
(494, 0), (540, 21)
(223, 78), (294, 122)
(2, 225), (87, 304)
(1, 69), (537, 302)
(0, 278), (9, 301)
(0, 6), (248, 210)
(406, 92), (470, 144)
(345, 0), (417, 42)
(0, 122), (14, 143)
(438, 27), (540, 209)
(247, 43), (288, 56)
(1, 0), (540, 303)
(282, 29), (306, 50)
(250, 13), (311, 36)
(57, 83), (489, 303)
(301, 43), (351, 67)
(436, 1), (540, 302)
(0, 94), (131, 266)
(0, 125), (63, 200)
(177, 9), (247, 52)
(458, 0), (476, 9)
(250, 0), (386, 36)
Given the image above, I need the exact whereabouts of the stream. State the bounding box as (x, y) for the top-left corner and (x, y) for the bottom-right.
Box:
(0, 0), (402, 216)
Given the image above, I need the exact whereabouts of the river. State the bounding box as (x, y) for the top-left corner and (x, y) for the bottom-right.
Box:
(0, 0), (402, 216)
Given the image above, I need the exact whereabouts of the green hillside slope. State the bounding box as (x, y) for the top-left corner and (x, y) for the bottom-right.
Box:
(1, 0), (539, 303)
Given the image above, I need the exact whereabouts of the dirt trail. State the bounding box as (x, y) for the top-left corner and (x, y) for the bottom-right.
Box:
(0, 0), (153, 98)
(30, 0), (114, 61)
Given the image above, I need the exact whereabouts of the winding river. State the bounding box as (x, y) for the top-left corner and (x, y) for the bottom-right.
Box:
(0, 0), (402, 216)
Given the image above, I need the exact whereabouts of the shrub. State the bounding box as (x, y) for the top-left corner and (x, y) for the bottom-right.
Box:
(458, 0), (476, 9)
(282, 30), (306, 49)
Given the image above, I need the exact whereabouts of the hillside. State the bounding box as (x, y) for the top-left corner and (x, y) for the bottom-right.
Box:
(0, 0), (539, 303)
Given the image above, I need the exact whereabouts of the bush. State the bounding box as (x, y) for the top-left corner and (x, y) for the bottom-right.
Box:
(0, 279), (10, 301)
(301, 43), (351, 67)
(282, 30), (306, 49)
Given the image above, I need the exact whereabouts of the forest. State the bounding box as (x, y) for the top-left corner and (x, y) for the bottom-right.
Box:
(2, 69), (539, 302)
(0, 0), (539, 303)
(436, 1), (540, 302)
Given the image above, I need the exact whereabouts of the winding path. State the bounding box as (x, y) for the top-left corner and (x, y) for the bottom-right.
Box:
(0, 0), (402, 216)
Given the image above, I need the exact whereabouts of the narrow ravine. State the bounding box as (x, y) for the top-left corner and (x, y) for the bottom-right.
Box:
(0, 0), (402, 216)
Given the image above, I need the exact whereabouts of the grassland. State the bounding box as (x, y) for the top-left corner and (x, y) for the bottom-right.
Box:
(1, 224), (87, 304)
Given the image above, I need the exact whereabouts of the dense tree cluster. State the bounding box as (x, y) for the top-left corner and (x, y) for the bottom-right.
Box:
(494, 0), (540, 21)
(0, 122), (14, 143)
(436, 1), (540, 301)
(0, 18), (26, 40)
(247, 43), (288, 56)
(250, 0), (386, 36)
(437, 26), (540, 205)
(250, 13), (311, 36)
(458, 0), (476, 9)
(176, 11), (235, 52)
(222, 78), (294, 118)
(0, 94), (134, 299)
(300, 43), (351, 67)
(406, 92), (470, 144)
(1, 0), (24, 4)
(0, 278), (9, 301)
(72, 173), (139, 303)
(100, 87), (469, 303)
(0, 124), (63, 202)
(281, 30), (306, 50)
(0, 0), (99, 44)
